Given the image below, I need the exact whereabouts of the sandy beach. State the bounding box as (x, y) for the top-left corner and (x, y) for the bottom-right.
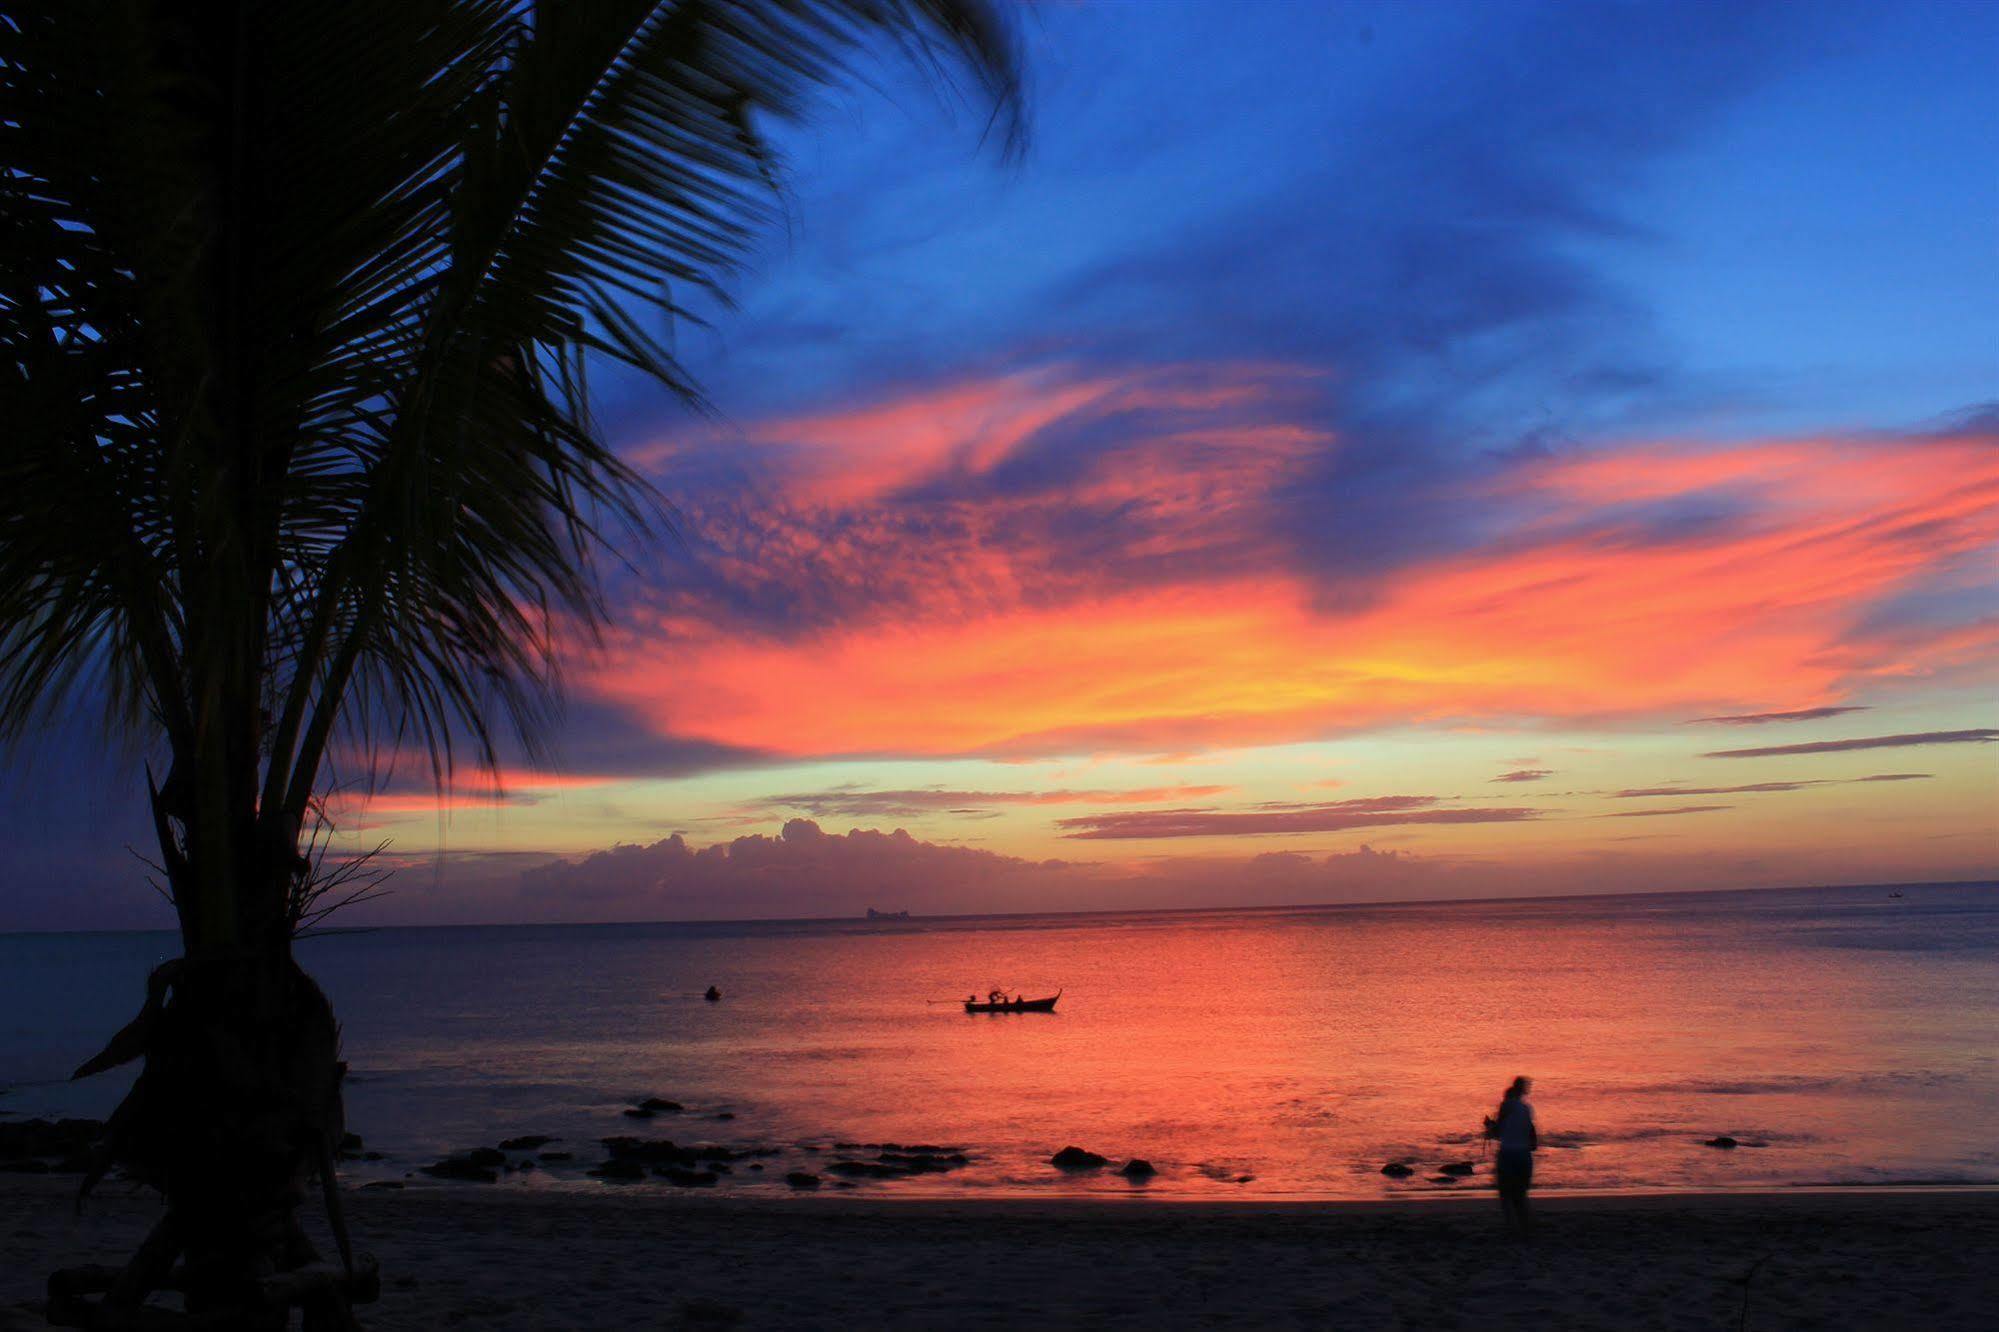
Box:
(3, 1178), (1994, 1329)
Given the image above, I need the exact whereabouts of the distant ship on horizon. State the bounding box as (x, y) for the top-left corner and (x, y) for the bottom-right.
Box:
(865, 907), (911, 920)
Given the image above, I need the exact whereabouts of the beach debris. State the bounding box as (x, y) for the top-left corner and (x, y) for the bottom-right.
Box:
(418, 1155), (500, 1183)
(1706, 1136), (1740, 1149)
(498, 1134), (557, 1151)
(1118, 1159), (1157, 1180)
(1380, 1163), (1415, 1178)
(786, 1171), (822, 1189)
(1050, 1146), (1109, 1170)
(1440, 1161), (1476, 1176)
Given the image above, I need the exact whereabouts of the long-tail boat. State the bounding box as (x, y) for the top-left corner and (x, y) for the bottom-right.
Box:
(963, 990), (1061, 1013)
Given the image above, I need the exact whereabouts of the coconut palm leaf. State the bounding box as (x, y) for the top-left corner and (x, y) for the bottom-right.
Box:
(0, 0), (1020, 948)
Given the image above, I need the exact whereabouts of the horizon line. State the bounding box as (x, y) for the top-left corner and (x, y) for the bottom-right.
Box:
(3, 876), (1990, 941)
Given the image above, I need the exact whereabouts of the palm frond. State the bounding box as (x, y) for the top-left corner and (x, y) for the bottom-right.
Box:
(0, 0), (1020, 943)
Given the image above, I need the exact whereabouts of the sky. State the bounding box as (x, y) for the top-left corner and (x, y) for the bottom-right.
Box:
(2, 0), (1995, 929)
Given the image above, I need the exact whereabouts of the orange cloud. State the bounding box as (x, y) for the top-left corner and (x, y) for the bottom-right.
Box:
(582, 377), (1999, 763)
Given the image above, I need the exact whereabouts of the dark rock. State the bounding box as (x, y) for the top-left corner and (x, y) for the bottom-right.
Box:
(0, 1158), (52, 1173)
(498, 1135), (557, 1151)
(878, 1152), (966, 1174)
(464, 1147), (506, 1167)
(360, 1152), (385, 1162)
(1705, 1136), (1739, 1150)
(1118, 1159), (1157, 1180)
(588, 1159), (646, 1182)
(623, 1107), (655, 1120)
(1050, 1146), (1108, 1170)
(603, 1137), (692, 1164)
(747, 1163), (764, 1171)
(1380, 1163), (1415, 1178)
(361, 1181), (404, 1191)
(1428, 1175), (1456, 1184)
(418, 1157), (499, 1183)
(657, 1167), (720, 1187)
(711, 1112), (735, 1121)
(1440, 1161), (1475, 1177)
(637, 1098), (684, 1114)
(1234, 1174), (1254, 1184)
(785, 1172), (821, 1190)
(538, 1151), (573, 1162)
(827, 1160), (908, 1179)
(337, 1132), (365, 1157)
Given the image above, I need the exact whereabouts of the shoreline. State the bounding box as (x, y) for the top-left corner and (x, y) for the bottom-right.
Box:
(6, 1177), (1995, 1329)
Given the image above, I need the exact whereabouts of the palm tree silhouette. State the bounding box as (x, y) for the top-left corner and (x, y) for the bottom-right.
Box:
(0, 2), (1017, 1324)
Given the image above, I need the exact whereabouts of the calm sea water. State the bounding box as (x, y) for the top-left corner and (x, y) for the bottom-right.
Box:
(3, 883), (1995, 1199)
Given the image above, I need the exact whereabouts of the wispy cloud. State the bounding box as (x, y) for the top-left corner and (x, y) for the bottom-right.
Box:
(1613, 782), (1818, 798)
(1055, 796), (1540, 840)
(1613, 774), (1937, 797)
(1703, 729), (1997, 759)
(760, 785), (1234, 818)
(1493, 768), (1553, 783)
(1687, 706), (1870, 725)
(1603, 805), (1733, 818)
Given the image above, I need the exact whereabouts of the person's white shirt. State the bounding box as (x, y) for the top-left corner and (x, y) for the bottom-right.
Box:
(1497, 1098), (1535, 1152)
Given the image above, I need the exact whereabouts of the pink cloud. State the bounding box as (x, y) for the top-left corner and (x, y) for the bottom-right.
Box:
(577, 373), (1999, 764)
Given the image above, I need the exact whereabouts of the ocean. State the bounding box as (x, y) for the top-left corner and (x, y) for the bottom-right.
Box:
(3, 882), (1995, 1199)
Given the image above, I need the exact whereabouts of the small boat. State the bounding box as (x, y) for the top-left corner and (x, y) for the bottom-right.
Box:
(866, 907), (911, 920)
(964, 990), (1061, 1014)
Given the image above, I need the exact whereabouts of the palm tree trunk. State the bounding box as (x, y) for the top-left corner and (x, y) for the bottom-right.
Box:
(58, 887), (369, 1327)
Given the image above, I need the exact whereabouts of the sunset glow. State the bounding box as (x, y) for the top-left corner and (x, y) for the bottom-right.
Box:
(3, 0), (1992, 930)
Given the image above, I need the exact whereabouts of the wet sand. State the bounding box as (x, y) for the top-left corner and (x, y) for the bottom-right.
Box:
(3, 1178), (1994, 1329)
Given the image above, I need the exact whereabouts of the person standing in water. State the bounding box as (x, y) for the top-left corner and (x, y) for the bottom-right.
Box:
(1492, 1075), (1538, 1239)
